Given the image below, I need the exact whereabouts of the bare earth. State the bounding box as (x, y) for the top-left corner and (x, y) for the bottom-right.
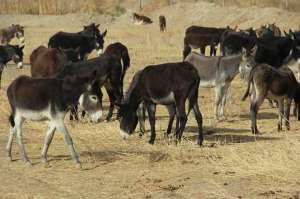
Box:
(1, 2), (300, 199)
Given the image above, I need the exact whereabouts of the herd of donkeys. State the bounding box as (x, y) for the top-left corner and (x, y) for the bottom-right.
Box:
(1, 19), (300, 168)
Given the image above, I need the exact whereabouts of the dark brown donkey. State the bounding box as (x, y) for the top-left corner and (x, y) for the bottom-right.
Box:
(30, 45), (80, 78)
(240, 56), (300, 134)
(54, 53), (123, 121)
(6, 72), (101, 167)
(103, 42), (130, 95)
(159, 15), (166, 32)
(118, 62), (203, 145)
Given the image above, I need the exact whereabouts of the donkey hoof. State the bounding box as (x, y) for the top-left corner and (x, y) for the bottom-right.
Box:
(148, 140), (155, 145)
(41, 157), (48, 163)
(6, 156), (12, 162)
(277, 124), (282, 132)
(25, 161), (32, 166)
(75, 163), (82, 170)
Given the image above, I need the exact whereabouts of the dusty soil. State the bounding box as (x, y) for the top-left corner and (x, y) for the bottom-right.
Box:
(1, 2), (300, 199)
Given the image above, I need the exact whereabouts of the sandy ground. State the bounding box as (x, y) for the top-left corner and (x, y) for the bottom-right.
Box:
(1, 2), (300, 199)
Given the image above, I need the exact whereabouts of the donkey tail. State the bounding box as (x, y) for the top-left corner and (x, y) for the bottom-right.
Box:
(9, 114), (15, 127)
(242, 68), (254, 101)
(187, 76), (200, 116)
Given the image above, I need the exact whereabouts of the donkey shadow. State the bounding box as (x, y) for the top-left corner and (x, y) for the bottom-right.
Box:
(183, 126), (281, 144)
(239, 112), (278, 120)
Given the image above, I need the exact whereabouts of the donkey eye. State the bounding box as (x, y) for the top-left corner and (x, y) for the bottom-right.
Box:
(90, 95), (97, 101)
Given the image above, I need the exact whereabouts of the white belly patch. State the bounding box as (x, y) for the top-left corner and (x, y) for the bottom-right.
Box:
(151, 92), (175, 104)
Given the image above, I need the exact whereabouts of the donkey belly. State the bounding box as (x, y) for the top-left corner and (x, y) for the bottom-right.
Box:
(151, 92), (175, 105)
(16, 105), (52, 121)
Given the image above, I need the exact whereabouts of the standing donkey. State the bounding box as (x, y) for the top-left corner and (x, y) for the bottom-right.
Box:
(6, 72), (102, 167)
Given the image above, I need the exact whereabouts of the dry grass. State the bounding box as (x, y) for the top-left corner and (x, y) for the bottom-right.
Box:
(1, 1), (300, 198)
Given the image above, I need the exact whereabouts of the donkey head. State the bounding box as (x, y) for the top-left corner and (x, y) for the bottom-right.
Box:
(117, 102), (138, 139)
(12, 24), (25, 44)
(83, 23), (101, 38)
(95, 30), (107, 56)
(10, 45), (24, 69)
(65, 71), (103, 123)
(239, 48), (256, 80)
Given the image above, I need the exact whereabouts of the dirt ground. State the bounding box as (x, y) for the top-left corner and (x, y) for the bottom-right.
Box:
(1, 2), (300, 199)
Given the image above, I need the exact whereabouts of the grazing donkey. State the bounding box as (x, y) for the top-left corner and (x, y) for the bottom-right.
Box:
(0, 24), (25, 45)
(0, 44), (24, 88)
(6, 72), (102, 167)
(118, 62), (203, 145)
(240, 53), (300, 134)
(159, 15), (166, 32)
(185, 52), (242, 119)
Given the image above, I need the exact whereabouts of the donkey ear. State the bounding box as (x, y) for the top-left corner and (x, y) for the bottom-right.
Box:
(20, 45), (25, 50)
(102, 30), (107, 37)
(96, 24), (100, 28)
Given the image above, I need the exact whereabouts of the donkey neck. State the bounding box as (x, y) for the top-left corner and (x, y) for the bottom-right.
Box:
(62, 81), (87, 107)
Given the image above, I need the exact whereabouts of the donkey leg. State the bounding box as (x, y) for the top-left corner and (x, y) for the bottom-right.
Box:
(56, 121), (80, 167)
(200, 46), (206, 55)
(183, 44), (191, 61)
(0, 68), (3, 88)
(70, 105), (79, 121)
(137, 102), (146, 137)
(15, 116), (30, 164)
(284, 99), (291, 131)
(220, 83), (230, 119)
(166, 104), (176, 137)
(250, 90), (264, 134)
(41, 124), (56, 163)
(105, 88), (116, 121)
(214, 85), (223, 120)
(277, 99), (284, 132)
(175, 100), (187, 143)
(192, 102), (203, 146)
(147, 103), (156, 144)
(6, 125), (16, 161)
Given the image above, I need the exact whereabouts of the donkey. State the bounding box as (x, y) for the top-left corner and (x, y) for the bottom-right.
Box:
(132, 13), (153, 25)
(185, 52), (242, 120)
(103, 42), (130, 95)
(54, 53), (123, 121)
(126, 70), (178, 138)
(118, 62), (203, 145)
(0, 24), (25, 45)
(48, 23), (107, 60)
(159, 15), (166, 32)
(30, 45), (80, 78)
(183, 26), (229, 59)
(6, 72), (102, 167)
(240, 53), (300, 134)
(0, 44), (24, 88)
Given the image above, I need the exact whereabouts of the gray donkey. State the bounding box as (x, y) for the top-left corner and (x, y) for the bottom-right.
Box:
(185, 52), (242, 120)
